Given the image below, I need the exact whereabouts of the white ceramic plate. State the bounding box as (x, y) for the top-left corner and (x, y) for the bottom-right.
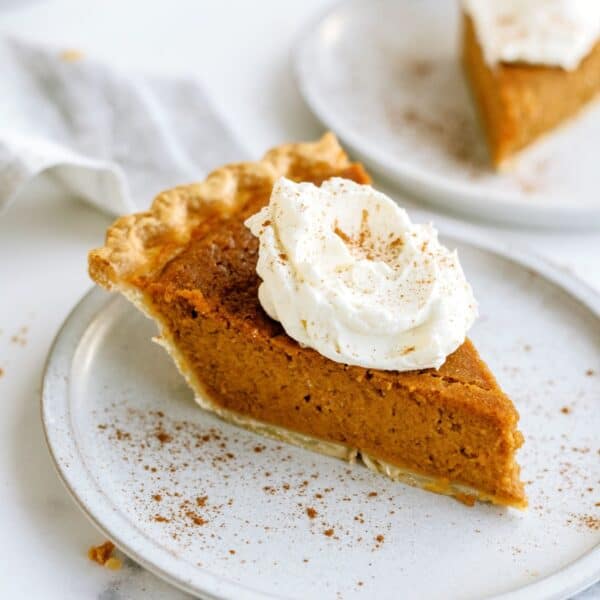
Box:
(42, 229), (600, 600)
(295, 0), (600, 229)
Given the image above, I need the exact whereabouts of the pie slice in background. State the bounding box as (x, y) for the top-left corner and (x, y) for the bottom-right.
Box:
(462, 13), (600, 167)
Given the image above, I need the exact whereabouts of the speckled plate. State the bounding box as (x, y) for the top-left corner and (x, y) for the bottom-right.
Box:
(295, 0), (600, 229)
(42, 228), (600, 599)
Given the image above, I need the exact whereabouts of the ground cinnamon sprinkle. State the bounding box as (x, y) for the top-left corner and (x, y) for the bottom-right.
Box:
(155, 431), (172, 444)
(115, 429), (131, 441)
(324, 528), (334, 537)
(153, 514), (169, 523)
(585, 369), (595, 376)
(196, 495), (208, 507)
(578, 515), (600, 530)
(152, 494), (162, 502)
(560, 406), (571, 415)
(306, 507), (318, 519)
(10, 326), (28, 346)
(367, 491), (378, 497)
(186, 511), (207, 526)
(88, 541), (122, 570)
(375, 534), (385, 543)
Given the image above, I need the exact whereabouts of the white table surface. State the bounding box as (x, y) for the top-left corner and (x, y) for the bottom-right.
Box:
(0, 1), (598, 598)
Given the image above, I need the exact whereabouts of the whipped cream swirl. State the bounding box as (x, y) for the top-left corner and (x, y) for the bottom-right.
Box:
(463, 0), (600, 70)
(245, 177), (477, 372)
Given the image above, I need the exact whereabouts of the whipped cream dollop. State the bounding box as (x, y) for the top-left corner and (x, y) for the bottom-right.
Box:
(463, 0), (600, 70)
(245, 177), (477, 371)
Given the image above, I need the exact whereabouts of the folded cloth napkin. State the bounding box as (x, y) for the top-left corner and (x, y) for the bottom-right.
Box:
(0, 38), (243, 216)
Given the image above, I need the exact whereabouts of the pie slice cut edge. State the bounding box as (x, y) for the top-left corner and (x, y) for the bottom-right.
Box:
(89, 133), (526, 509)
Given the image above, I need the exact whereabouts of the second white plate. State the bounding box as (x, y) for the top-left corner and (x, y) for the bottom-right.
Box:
(295, 0), (600, 229)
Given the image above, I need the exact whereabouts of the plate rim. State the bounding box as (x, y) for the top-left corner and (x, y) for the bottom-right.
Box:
(42, 225), (600, 600)
(293, 0), (600, 230)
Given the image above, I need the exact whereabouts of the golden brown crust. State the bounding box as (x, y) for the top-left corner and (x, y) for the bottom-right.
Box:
(89, 133), (356, 288)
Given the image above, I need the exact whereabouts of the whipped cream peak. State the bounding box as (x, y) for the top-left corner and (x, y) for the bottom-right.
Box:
(463, 0), (600, 70)
(245, 177), (478, 372)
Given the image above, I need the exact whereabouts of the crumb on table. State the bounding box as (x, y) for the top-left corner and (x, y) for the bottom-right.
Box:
(88, 541), (122, 570)
(60, 49), (84, 62)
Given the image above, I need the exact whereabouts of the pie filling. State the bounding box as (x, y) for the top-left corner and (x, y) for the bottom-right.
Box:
(89, 134), (526, 508)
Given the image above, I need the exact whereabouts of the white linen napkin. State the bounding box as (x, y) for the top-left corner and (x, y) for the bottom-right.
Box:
(0, 38), (243, 216)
